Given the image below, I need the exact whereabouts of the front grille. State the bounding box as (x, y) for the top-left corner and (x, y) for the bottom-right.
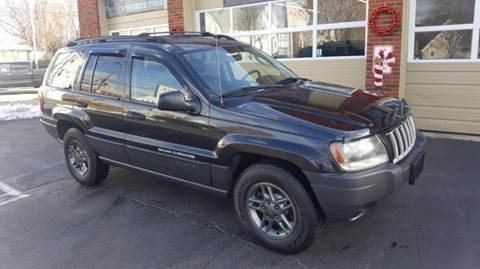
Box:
(386, 116), (417, 163)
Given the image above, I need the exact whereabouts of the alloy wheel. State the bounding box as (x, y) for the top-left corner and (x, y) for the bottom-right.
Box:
(246, 182), (297, 239)
(67, 140), (89, 176)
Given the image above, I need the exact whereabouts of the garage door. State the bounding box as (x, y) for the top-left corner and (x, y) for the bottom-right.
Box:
(405, 63), (480, 135)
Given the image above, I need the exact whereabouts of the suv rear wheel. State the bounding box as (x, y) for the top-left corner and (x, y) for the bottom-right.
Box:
(233, 163), (319, 254)
(63, 128), (109, 186)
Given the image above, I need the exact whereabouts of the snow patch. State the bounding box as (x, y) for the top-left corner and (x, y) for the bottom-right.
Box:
(0, 104), (40, 121)
(0, 94), (38, 103)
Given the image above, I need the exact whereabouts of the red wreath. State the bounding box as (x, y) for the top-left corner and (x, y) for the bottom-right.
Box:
(369, 6), (400, 36)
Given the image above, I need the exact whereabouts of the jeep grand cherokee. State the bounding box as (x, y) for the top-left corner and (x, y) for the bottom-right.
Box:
(39, 32), (426, 254)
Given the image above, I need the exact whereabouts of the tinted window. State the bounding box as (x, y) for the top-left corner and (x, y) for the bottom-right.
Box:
(131, 58), (182, 104)
(48, 52), (85, 88)
(91, 56), (124, 98)
(80, 56), (97, 92)
(415, 0), (475, 27)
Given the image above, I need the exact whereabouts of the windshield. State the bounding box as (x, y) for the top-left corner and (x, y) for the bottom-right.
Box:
(180, 45), (297, 98)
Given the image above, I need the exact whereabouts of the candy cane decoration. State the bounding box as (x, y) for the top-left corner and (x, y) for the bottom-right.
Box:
(373, 49), (396, 88)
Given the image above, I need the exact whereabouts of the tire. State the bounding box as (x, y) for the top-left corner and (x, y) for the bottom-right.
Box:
(63, 128), (109, 186)
(233, 163), (319, 254)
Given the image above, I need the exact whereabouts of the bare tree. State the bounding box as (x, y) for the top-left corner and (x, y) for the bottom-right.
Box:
(0, 0), (79, 55)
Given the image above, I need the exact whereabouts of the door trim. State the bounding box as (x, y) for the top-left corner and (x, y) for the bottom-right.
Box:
(99, 156), (228, 197)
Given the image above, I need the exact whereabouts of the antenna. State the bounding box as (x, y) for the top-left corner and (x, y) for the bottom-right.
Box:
(214, 35), (224, 106)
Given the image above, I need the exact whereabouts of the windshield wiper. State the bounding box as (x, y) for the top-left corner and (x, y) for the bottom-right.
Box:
(221, 85), (280, 99)
(275, 77), (309, 85)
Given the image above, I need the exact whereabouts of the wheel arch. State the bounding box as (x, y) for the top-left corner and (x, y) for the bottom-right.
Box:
(54, 113), (88, 140)
(227, 152), (326, 221)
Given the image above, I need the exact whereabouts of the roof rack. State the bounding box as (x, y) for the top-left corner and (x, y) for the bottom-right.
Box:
(137, 31), (237, 41)
(67, 32), (237, 47)
(67, 36), (148, 47)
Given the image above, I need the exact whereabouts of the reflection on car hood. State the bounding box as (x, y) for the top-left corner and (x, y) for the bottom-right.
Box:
(228, 81), (410, 132)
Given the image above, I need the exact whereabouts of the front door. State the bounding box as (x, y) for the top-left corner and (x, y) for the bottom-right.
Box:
(123, 47), (214, 186)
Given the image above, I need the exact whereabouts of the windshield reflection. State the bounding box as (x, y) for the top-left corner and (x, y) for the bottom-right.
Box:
(180, 45), (297, 97)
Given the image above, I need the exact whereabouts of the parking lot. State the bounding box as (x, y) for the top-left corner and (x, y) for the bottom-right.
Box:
(0, 118), (479, 269)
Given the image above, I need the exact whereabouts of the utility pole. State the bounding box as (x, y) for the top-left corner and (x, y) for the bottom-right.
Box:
(28, 0), (38, 69)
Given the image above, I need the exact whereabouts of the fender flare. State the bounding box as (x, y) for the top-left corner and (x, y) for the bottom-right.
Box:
(52, 107), (90, 134)
(214, 134), (334, 173)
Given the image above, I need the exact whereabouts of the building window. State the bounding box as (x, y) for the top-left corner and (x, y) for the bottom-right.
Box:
(233, 3), (269, 31)
(410, 0), (480, 61)
(197, 0), (367, 60)
(109, 24), (168, 36)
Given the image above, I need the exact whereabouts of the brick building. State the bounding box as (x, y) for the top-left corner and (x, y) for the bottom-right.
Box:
(76, 0), (480, 135)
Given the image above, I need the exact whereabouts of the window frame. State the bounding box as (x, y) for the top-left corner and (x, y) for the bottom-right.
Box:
(408, 0), (480, 63)
(195, 0), (368, 61)
(79, 55), (98, 93)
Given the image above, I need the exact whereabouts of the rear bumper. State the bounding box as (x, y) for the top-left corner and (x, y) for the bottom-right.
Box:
(305, 132), (426, 221)
(40, 115), (60, 141)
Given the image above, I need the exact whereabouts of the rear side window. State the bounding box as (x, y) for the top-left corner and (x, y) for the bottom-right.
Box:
(91, 56), (124, 98)
(80, 56), (97, 92)
(48, 52), (85, 89)
(130, 58), (182, 104)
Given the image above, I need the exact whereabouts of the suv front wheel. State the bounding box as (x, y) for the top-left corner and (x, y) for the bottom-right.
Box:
(233, 163), (320, 254)
(63, 128), (109, 186)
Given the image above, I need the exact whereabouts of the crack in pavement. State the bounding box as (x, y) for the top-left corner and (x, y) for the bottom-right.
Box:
(1, 163), (310, 268)
(64, 195), (125, 268)
(95, 186), (310, 268)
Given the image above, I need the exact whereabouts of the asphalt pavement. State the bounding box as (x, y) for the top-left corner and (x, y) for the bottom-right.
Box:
(0, 118), (479, 269)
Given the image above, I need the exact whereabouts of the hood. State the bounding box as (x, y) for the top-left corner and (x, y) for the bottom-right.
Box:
(227, 82), (410, 132)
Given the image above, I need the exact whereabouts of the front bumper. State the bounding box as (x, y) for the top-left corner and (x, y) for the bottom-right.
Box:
(305, 132), (426, 221)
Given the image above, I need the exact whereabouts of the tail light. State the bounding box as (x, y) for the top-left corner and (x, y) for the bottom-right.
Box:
(38, 92), (45, 113)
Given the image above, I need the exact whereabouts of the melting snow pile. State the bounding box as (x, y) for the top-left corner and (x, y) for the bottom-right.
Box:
(0, 104), (39, 121)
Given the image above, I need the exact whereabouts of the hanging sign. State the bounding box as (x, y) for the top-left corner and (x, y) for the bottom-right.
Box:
(105, 0), (166, 18)
(373, 46), (396, 88)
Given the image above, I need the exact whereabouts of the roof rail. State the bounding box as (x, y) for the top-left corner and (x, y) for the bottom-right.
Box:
(67, 32), (238, 47)
(67, 35), (148, 47)
(137, 31), (237, 41)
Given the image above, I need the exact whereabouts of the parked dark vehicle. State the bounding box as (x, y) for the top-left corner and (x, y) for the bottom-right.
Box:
(39, 32), (426, 254)
(0, 61), (45, 88)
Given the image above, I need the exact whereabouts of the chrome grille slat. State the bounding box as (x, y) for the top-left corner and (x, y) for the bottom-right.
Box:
(389, 132), (399, 158)
(386, 116), (416, 163)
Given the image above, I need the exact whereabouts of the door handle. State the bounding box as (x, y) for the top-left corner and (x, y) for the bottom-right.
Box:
(73, 101), (88, 108)
(126, 111), (146, 121)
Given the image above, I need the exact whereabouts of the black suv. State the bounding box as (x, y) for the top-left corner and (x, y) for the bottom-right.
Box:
(39, 32), (426, 254)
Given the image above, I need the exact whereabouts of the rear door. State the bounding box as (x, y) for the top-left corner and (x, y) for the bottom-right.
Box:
(122, 46), (214, 186)
(70, 45), (129, 163)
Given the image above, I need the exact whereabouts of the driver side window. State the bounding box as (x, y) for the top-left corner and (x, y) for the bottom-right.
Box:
(130, 57), (182, 104)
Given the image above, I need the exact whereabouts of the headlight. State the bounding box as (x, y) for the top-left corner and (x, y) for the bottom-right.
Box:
(330, 135), (388, 172)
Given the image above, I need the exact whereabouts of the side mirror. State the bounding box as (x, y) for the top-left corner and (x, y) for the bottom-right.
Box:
(157, 88), (199, 112)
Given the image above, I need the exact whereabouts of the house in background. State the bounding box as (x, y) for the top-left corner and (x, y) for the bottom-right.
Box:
(0, 45), (47, 64)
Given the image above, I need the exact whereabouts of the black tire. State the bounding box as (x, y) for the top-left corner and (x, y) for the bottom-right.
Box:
(63, 128), (109, 186)
(233, 163), (319, 254)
